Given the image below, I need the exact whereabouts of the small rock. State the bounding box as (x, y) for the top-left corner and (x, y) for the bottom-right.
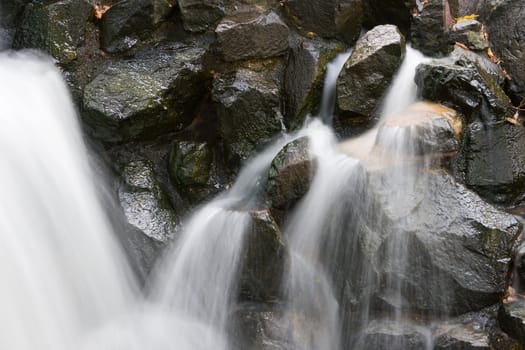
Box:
(178, 0), (224, 32)
(498, 301), (525, 345)
(411, 0), (452, 56)
(358, 320), (431, 350)
(453, 19), (482, 32)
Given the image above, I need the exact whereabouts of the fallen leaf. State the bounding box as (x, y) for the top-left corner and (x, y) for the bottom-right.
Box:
(94, 2), (111, 19)
(455, 42), (469, 50)
(306, 31), (315, 39)
(455, 14), (479, 21)
(505, 117), (521, 126)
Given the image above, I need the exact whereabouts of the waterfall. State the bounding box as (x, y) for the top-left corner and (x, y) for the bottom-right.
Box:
(0, 51), (138, 350)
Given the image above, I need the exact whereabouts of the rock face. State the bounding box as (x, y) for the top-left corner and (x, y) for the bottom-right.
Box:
(359, 320), (431, 350)
(213, 67), (283, 169)
(0, 0), (30, 48)
(411, 0), (452, 56)
(100, 0), (173, 53)
(230, 308), (290, 350)
(498, 301), (525, 345)
(178, 0), (224, 32)
(488, 1), (525, 100)
(13, 0), (92, 64)
(168, 140), (218, 204)
(364, 0), (415, 35)
(283, 37), (343, 129)
(336, 24), (405, 128)
(282, 0), (363, 44)
(266, 137), (315, 224)
(415, 56), (525, 204)
(216, 11), (289, 62)
(83, 45), (206, 143)
(117, 160), (179, 276)
(239, 210), (286, 302)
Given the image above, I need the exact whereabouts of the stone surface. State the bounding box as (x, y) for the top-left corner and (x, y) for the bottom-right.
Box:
(487, 1), (525, 100)
(82, 45), (206, 143)
(266, 137), (315, 223)
(212, 67), (284, 169)
(358, 320), (431, 350)
(0, 0), (30, 48)
(411, 0), (452, 56)
(100, 0), (174, 53)
(178, 0), (224, 32)
(283, 37), (344, 129)
(364, 0), (416, 35)
(336, 24), (405, 125)
(216, 10), (289, 62)
(168, 140), (218, 204)
(498, 301), (525, 346)
(13, 0), (92, 64)
(282, 0), (363, 44)
(239, 210), (286, 302)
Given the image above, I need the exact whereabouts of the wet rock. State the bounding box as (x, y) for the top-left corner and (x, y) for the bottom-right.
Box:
(336, 24), (405, 128)
(449, 46), (506, 87)
(453, 19), (482, 32)
(374, 102), (462, 157)
(368, 172), (520, 315)
(178, 0), (224, 32)
(498, 301), (525, 345)
(282, 0), (363, 44)
(283, 37), (344, 129)
(0, 0), (30, 48)
(487, 1), (525, 100)
(118, 160), (179, 275)
(448, 0), (506, 21)
(359, 320), (431, 350)
(364, 0), (416, 35)
(266, 137), (314, 224)
(239, 210), (286, 302)
(215, 10), (289, 62)
(434, 322), (492, 349)
(82, 45), (206, 143)
(230, 307), (290, 350)
(411, 0), (452, 56)
(13, 0), (92, 64)
(212, 67), (283, 169)
(100, 0), (174, 53)
(168, 140), (218, 204)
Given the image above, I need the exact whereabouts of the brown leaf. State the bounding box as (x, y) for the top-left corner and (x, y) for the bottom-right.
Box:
(455, 42), (469, 50)
(505, 117), (521, 126)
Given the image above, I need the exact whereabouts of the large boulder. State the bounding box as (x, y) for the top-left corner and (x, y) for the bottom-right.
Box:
(168, 140), (219, 204)
(283, 36), (344, 129)
(13, 0), (92, 64)
(178, 0), (224, 32)
(117, 160), (179, 277)
(215, 10), (289, 62)
(281, 0), (363, 44)
(487, 1), (525, 101)
(212, 67), (284, 169)
(336, 24), (405, 130)
(100, 0), (174, 53)
(410, 0), (452, 56)
(265, 137), (315, 225)
(82, 45), (206, 143)
(239, 210), (286, 302)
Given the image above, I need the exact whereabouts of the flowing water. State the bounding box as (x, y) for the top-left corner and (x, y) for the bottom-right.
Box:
(1, 20), (440, 349)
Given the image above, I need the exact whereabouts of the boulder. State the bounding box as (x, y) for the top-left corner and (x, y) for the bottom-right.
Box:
(411, 0), (452, 56)
(487, 1), (525, 101)
(434, 321), (492, 349)
(13, 0), (92, 64)
(118, 160), (179, 276)
(283, 37), (344, 129)
(336, 25), (405, 128)
(178, 0), (224, 32)
(498, 301), (525, 345)
(168, 140), (218, 204)
(82, 45), (206, 143)
(266, 137), (315, 224)
(215, 10), (289, 62)
(357, 320), (431, 350)
(212, 67), (284, 169)
(100, 0), (174, 53)
(239, 210), (286, 302)
(450, 19), (488, 52)
(447, 0), (506, 21)
(282, 0), (363, 44)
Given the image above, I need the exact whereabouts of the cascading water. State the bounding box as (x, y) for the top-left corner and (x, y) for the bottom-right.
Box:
(0, 51), (138, 349)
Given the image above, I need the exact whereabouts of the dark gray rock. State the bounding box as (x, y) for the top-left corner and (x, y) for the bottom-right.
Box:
(0, 0), (30, 48)
(82, 45), (206, 143)
(216, 10), (289, 62)
(100, 0), (174, 53)
(450, 46), (506, 87)
(239, 210), (286, 302)
(358, 320), (431, 350)
(453, 19), (482, 32)
(283, 37), (344, 129)
(434, 323), (491, 349)
(448, 0), (507, 21)
(336, 24), (405, 127)
(212, 67), (284, 169)
(13, 0), (92, 64)
(168, 140), (218, 204)
(498, 301), (525, 345)
(487, 1), (525, 101)
(178, 0), (224, 32)
(411, 0), (452, 56)
(118, 160), (179, 275)
(266, 137), (315, 224)
(282, 0), (363, 44)
(364, 0), (416, 35)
